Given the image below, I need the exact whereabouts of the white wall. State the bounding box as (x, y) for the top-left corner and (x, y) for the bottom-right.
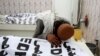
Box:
(0, 0), (52, 15)
(71, 0), (79, 25)
(81, 0), (100, 43)
(52, 0), (79, 24)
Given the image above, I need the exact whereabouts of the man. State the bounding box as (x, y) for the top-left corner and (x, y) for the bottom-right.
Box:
(33, 16), (74, 47)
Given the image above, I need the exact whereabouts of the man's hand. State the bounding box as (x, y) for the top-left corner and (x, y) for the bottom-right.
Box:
(47, 34), (61, 47)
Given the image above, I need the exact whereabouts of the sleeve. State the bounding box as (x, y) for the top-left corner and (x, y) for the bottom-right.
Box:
(33, 12), (54, 39)
(33, 19), (53, 39)
(33, 19), (44, 38)
(37, 22), (54, 39)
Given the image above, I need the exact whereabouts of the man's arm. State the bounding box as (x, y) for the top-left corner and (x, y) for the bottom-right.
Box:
(33, 19), (44, 38)
(33, 18), (54, 39)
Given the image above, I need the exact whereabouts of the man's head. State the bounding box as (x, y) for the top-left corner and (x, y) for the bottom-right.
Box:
(54, 19), (74, 41)
(57, 23), (74, 40)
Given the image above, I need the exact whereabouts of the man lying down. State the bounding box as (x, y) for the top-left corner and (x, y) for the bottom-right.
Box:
(33, 16), (74, 47)
(0, 16), (93, 56)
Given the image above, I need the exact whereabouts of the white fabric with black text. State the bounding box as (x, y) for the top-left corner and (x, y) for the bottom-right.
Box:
(0, 36), (90, 56)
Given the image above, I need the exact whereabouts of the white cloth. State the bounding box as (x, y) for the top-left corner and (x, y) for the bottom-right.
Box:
(36, 10), (55, 35)
(0, 36), (93, 56)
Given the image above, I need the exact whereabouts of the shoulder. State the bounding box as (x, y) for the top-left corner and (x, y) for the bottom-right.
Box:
(54, 16), (71, 24)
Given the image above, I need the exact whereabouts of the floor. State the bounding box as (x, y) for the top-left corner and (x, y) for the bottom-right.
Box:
(74, 29), (100, 56)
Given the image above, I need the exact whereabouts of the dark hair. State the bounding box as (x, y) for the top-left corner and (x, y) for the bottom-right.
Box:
(53, 19), (70, 37)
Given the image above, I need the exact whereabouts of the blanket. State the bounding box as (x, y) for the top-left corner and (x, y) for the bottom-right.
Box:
(5, 13), (37, 25)
(0, 36), (91, 56)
